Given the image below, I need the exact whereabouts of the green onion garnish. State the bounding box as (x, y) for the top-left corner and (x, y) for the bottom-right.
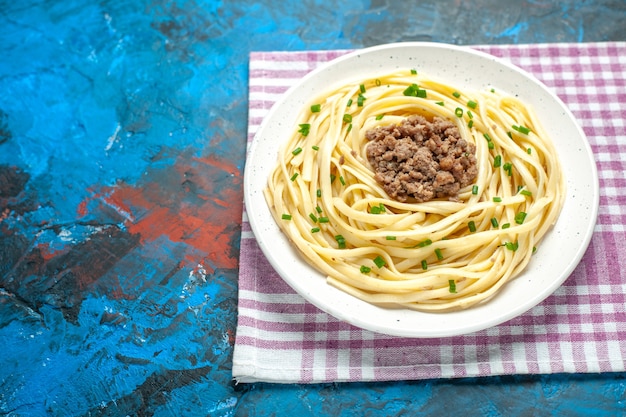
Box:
(472, 185), (479, 195)
(505, 241), (519, 251)
(455, 107), (463, 117)
(343, 114), (352, 123)
(491, 217), (499, 228)
(527, 148), (532, 154)
(312, 145), (319, 151)
(330, 174), (336, 183)
(347, 123), (352, 132)
(488, 141), (495, 150)
(298, 124), (310, 136)
(292, 147), (303, 155)
(375, 78), (382, 86)
(386, 236), (396, 241)
(501, 223), (511, 229)
(467, 100), (477, 109)
(357, 94), (366, 107)
(448, 280), (457, 293)
(316, 205), (323, 213)
(375, 114), (384, 120)
(281, 214), (292, 220)
(410, 69), (417, 75)
(515, 212), (527, 224)
(468, 120), (474, 128)
(374, 256), (386, 268)
(493, 196), (502, 202)
(494, 155), (502, 168)
(512, 125), (531, 135)
(467, 110), (474, 119)
(360, 84), (366, 93)
(339, 176), (346, 186)
(290, 173), (298, 181)
(335, 235), (346, 248)
(435, 248), (444, 260)
(346, 99), (353, 106)
(417, 239), (433, 248)
(503, 162), (513, 176)
(436, 101), (445, 106)
(316, 189), (321, 198)
(309, 213), (318, 223)
(452, 91), (461, 98)
(311, 104), (321, 113)
(360, 265), (371, 274)
(421, 260), (428, 270)
(520, 189), (532, 197)
(311, 227), (320, 233)
(468, 220), (476, 233)
(318, 217), (329, 223)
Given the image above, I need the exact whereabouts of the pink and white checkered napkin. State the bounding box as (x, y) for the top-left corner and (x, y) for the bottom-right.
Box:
(233, 42), (626, 384)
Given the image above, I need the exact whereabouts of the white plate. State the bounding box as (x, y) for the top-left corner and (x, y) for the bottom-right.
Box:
(244, 42), (599, 338)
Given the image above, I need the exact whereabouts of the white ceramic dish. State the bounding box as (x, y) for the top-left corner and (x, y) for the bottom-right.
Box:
(244, 42), (599, 338)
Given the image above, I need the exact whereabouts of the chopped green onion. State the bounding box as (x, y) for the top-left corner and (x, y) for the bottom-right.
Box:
(347, 123), (353, 132)
(339, 176), (346, 186)
(298, 123), (310, 136)
(375, 114), (384, 120)
(448, 280), (457, 293)
(417, 239), (433, 247)
(375, 78), (382, 86)
(386, 235), (396, 241)
(491, 88), (495, 93)
(491, 217), (499, 228)
(421, 260), (428, 270)
(507, 131), (513, 139)
(515, 212), (527, 224)
(503, 162), (513, 176)
(468, 220), (476, 233)
(520, 189), (532, 197)
(281, 214), (292, 220)
(312, 145), (319, 151)
(330, 174), (336, 183)
(360, 265), (371, 274)
(435, 248), (444, 260)
(360, 84), (366, 93)
(512, 125), (531, 135)
(493, 155), (502, 168)
(316, 205), (323, 213)
(455, 107), (463, 117)
(501, 223), (511, 229)
(472, 185), (479, 195)
(488, 141), (495, 150)
(318, 216), (329, 223)
(410, 69), (417, 75)
(468, 120), (474, 128)
(505, 241), (519, 251)
(357, 94), (366, 107)
(483, 133), (492, 142)
(311, 227), (320, 233)
(493, 196), (502, 203)
(436, 101), (445, 106)
(343, 114), (352, 123)
(346, 99), (353, 106)
(335, 235), (346, 249)
(533, 246), (537, 254)
(452, 91), (461, 98)
(310, 104), (321, 113)
(290, 173), (299, 181)
(292, 147), (303, 155)
(374, 255), (386, 268)
(467, 100), (477, 109)
(467, 110), (474, 119)
(316, 189), (321, 198)
(309, 213), (318, 223)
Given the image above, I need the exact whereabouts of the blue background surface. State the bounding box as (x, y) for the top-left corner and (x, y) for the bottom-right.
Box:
(1, 0), (625, 415)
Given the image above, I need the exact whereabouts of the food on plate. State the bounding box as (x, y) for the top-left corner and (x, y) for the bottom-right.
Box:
(264, 69), (565, 311)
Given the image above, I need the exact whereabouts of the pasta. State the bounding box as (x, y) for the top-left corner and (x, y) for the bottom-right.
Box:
(264, 69), (565, 311)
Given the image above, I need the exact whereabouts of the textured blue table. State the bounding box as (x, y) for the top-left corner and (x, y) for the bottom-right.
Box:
(1, 1), (625, 415)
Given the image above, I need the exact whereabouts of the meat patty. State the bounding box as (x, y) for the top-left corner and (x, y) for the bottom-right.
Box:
(365, 115), (478, 203)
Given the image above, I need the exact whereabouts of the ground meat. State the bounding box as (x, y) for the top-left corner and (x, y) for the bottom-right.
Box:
(365, 115), (478, 203)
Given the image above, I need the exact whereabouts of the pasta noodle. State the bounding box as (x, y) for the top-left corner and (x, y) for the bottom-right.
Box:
(264, 69), (565, 311)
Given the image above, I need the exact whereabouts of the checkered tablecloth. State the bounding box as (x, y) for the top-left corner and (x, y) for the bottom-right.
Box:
(233, 42), (626, 384)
